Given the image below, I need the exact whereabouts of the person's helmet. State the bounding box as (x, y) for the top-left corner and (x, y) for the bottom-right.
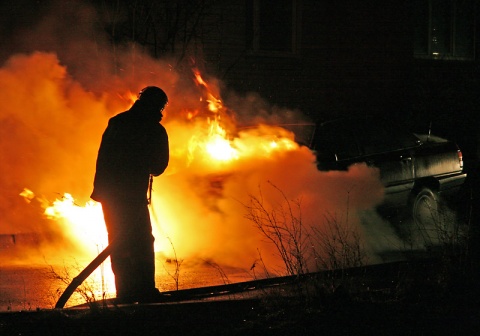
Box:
(138, 86), (168, 109)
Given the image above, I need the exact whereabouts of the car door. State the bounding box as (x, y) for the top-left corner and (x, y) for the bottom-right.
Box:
(355, 119), (419, 207)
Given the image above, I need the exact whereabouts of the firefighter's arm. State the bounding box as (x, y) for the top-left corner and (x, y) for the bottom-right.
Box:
(150, 125), (169, 176)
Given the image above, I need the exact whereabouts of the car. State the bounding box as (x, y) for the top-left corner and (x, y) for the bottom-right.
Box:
(309, 116), (467, 248)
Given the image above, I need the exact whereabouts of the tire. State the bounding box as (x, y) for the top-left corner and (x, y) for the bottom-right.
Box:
(411, 187), (443, 247)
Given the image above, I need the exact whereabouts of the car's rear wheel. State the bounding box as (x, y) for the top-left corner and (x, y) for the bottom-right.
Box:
(411, 187), (443, 247)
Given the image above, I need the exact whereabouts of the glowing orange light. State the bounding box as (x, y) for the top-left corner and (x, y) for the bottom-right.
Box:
(19, 188), (35, 203)
(193, 69), (208, 87)
(117, 91), (138, 105)
(19, 190), (117, 301)
(205, 122), (238, 162)
(206, 93), (222, 113)
(193, 68), (223, 114)
(19, 65), (299, 281)
(43, 193), (107, 252)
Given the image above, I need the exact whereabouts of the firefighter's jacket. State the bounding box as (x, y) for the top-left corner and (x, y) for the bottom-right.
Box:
(91, 102), (169, 203)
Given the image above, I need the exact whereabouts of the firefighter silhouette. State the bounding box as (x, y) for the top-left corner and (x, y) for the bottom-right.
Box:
(91, 86), (169, 303)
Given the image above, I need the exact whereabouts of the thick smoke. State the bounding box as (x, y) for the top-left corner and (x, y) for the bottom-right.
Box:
(0, 1), (400, 271)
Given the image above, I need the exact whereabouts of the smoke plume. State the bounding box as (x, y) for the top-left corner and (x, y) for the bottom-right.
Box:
(0, 1), (399, 271)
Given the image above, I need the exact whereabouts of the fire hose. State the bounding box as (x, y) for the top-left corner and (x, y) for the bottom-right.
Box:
(55, 243), (113, 309)
(55, 175), (155, 309)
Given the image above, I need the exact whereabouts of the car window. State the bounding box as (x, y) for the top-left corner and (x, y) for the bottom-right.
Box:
(312, 117), (419, 160)
(359, 119), (419, 155)
(313, 121), (361, 160)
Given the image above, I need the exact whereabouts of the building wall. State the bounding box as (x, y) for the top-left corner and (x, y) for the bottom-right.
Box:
(412, 60), (480, 165)
(193, 0), (478, 162)
(198, 1), (413, 123)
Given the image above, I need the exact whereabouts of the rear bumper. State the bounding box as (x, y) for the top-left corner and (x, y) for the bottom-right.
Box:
(438, 173), (467, 192)
(438, 173), (468, 210)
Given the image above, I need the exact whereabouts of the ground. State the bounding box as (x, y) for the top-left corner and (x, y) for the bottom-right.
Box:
(1, 293), (479, 335)
(2, 257), (480, 335)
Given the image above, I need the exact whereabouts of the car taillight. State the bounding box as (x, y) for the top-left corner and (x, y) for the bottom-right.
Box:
(458, 149), (463, 169)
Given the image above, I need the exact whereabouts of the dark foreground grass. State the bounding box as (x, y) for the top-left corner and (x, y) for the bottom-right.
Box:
(2, 258), (480, 336)
(1, 293), (479, 336)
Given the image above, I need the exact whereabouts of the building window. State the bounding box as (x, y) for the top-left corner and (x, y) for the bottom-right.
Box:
(246, 0), (300, 55)
(414, 0), (475, 60)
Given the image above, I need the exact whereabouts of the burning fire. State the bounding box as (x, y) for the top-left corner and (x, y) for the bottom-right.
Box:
(19, 189), (108, 257)
(189, 70), (239, 163)
(32, 69), (300, 257)
(14, 66), (302, 297)
(21, 70), (299, 262)
(0, 4), (388, 308)
(4, 51), (385, 304)
(202, 121), (239, 162)
(44, 193), (107, 249)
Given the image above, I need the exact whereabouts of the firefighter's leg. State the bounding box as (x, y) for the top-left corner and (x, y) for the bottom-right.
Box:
(128, 204), (157, 300)
(101, 200), (137, 302)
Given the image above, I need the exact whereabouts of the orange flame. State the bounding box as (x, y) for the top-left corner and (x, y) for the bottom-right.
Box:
(12, 57), (319, 289)
(1, 16), (386, 302)
(18, 67), (299, 257)
(194, 68), (223, 114)
(43, 193), (107, 250)
(34, 70), (299, 260)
